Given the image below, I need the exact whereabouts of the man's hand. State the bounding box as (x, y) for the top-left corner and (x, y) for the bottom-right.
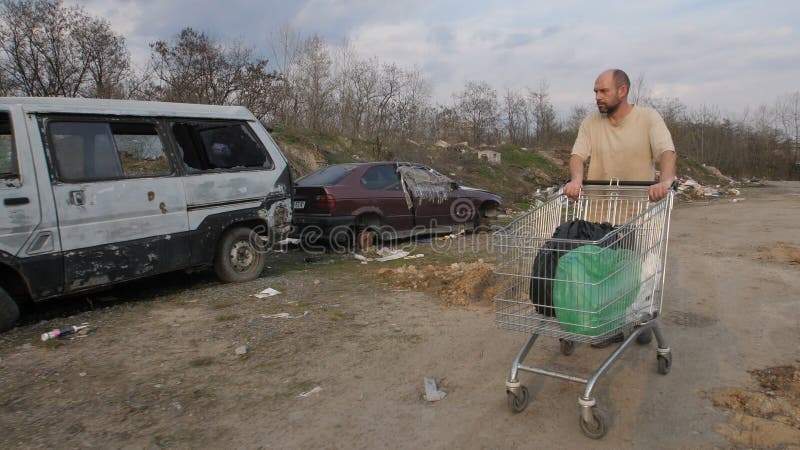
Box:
(648, 181), (673, 202)
(564, 180), (582, 200)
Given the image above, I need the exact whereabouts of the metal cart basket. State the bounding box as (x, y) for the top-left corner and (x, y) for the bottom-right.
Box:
(493, 181), (675, 439)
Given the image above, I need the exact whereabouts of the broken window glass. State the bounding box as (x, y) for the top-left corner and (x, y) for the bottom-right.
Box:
(0, 112), (16, 178)
(398, 165), (454, 204)
(171, 121), (273, 172)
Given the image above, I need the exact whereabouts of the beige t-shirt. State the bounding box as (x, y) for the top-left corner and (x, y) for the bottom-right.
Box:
(571, 106), (675, 181)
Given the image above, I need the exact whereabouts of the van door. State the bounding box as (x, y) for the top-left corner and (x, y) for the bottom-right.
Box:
(168, 120), (283, 266)
(42, 117), (190, 292)
(0, 109), (41, 253)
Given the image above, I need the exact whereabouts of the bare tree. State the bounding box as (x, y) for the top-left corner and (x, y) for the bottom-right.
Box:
(74, 15), (130, 98)
(336, 48), (379, 137)
(268, 23), (302, 126)
(775, 91), (800, 166)
(528, 80), (558, 144)
(148, 27), (278, 115)
(295, 34), (334, 131)
(628, 72), (651, 106)
(0, 0), (88, 96)
(455, 80), (498, 144)
(565, 104), (590, 136)
(503, 89), (529, 145)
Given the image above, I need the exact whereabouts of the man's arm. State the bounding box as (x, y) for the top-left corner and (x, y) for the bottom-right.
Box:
(649, 150), (677, 201)
(564, 154), (585, 200)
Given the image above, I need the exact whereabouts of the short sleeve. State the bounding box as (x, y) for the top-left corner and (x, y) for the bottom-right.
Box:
(648, 110), (676, 159)
(571, 117), (592, 160)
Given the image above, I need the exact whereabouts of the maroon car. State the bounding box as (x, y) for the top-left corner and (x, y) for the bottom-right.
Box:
(292, 162), (501, 245)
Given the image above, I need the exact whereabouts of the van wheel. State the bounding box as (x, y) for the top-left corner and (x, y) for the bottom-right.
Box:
(214, 226), (266, 283)
(0, 287), (20, 332)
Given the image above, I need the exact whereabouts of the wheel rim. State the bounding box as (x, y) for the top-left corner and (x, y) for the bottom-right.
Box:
(229, 240), (256, 272)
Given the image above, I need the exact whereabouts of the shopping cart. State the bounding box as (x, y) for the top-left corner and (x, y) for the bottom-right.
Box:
(493, 180), (675, 439)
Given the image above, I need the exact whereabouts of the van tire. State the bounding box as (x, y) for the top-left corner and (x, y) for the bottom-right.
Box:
(0, 287), (20, 332)
(214, 226), (266, 283)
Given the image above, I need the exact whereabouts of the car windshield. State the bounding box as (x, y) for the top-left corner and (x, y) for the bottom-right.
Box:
(297, 164), (360, 186)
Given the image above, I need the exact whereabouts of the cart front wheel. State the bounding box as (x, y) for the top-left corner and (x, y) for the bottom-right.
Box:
(657, 353), (672, 375)
(579, 407), (607, 439)
(560, 339), (575, 356)
(507, 386), (529, 413)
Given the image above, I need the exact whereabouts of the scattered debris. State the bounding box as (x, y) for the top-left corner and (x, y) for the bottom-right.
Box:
(235, 345), (248, 356)
(423, 377), (447, 402)
(355, 248), (414, 263)
(298, 386), (322, 398)
(254, 288), (281, 299)
(676, 176), (743, 200)
(261, 311), (310, 319)
(277, 238), (301, 245)
(375, 248), (410, 262)
(403, 254), (425, 260)
(438, 229), (465, 241)
(40, 324), (89, 342)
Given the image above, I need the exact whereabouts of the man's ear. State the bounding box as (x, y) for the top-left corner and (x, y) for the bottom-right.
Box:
(619, 84), (629, 98)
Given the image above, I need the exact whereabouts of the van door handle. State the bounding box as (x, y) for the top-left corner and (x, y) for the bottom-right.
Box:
(69, 190), (85, 206)
(4, 197), (29, 206)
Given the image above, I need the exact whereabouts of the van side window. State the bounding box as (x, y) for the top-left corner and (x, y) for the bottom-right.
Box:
(170, 121), (274, 172)
(48, 121), (171, 182)
(0, 112), (18, 179)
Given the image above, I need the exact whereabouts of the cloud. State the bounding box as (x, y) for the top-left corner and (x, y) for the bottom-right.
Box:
(73, 0), (800, 113)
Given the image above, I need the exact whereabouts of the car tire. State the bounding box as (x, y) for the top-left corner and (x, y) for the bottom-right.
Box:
(214, 226), (267, 283)
(0, 286), (20, 332)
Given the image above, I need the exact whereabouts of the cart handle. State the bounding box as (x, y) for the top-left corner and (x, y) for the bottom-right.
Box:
(582, 179), (679, 190)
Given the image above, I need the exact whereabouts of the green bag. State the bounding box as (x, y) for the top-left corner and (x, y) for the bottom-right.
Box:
(552, 245), (641, 336)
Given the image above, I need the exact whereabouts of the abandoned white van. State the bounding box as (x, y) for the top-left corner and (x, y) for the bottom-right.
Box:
(0, 98), (293, 331)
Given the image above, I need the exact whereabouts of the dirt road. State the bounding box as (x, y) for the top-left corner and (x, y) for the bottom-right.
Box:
(1, 182), (799, 449)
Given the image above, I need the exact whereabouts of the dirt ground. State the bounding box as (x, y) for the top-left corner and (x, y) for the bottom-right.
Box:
(1, 182), (799, 449)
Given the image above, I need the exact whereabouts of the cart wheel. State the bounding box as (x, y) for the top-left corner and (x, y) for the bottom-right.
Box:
(560, 339), (575, 356)
(507, 386), (529, 413)
(636, 328), (653, 345)
(579, 407), (607, 439)
(657, 353), (672, 375)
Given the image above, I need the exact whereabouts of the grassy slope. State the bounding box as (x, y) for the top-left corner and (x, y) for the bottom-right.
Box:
(271, 128), (732, 208)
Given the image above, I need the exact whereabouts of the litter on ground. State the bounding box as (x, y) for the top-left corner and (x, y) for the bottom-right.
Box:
(424, 377), (447, 402)
(261, 311), (310, 319)
(254, 288), (281, 298)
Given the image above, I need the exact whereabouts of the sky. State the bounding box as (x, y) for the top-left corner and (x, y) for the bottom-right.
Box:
(78, 0), (800, 116)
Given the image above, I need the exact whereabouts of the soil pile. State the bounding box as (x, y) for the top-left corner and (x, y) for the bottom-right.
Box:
(377, 261), (495, 306)
(707, 364), (800, 448)
(754, 243), (800, 265)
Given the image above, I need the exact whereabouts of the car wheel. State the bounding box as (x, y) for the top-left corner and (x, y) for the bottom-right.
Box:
(214, 226), (267, 282)
(0, 286), (20, 332)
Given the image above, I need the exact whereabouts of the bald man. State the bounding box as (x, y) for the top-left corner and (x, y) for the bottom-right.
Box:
(564, 69), (677, 202)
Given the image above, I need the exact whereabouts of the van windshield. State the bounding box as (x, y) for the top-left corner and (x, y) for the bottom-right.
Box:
(0, 112), (16, 178)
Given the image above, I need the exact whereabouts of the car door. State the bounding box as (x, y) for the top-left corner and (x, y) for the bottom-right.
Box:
(42, 117), (190, 292)
(402, 165), (457, 229)
(358, 164), (414, 232)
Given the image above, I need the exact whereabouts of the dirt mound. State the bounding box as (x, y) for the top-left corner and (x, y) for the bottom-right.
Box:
(754, 243), (800, 265)
(707, 364), (800, 448)
(377, 261), (495, 306)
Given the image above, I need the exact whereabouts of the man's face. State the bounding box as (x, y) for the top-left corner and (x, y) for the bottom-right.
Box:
(594, 74), (622, 115)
